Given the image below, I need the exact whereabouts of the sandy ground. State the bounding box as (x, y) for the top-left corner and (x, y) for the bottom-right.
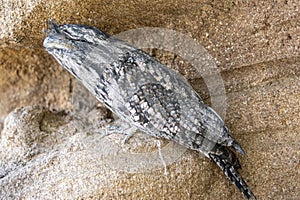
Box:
(0, 0), (299, 199)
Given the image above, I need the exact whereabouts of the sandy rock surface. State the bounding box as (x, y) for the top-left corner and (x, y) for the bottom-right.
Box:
(0, 0), (299, 199)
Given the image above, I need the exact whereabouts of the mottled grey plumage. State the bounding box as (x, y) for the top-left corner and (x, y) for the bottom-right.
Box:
(43, 21), (256, 199)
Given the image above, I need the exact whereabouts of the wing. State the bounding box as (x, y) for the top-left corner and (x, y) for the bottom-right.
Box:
(101, 49), (242, 153)
(126, 81), (236, 153)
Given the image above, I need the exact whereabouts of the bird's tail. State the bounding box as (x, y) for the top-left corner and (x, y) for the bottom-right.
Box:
(209, 144), (256, 200)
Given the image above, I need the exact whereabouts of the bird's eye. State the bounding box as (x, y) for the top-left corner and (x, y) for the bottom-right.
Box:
(60, 28), (75, 38)
(59, 28), (88, 43)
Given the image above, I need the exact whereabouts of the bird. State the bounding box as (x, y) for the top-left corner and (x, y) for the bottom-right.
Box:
(43, 20), (256, 199)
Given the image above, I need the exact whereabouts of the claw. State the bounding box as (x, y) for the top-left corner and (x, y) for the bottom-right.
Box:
(122, 126), (138, 144)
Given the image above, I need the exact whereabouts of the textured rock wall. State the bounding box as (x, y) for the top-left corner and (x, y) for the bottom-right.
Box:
(0, 0), (299, 199)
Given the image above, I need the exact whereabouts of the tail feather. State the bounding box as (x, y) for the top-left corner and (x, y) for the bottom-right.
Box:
(209, 145), (256, 200)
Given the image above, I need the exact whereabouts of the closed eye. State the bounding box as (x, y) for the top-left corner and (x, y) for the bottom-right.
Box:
(60, 29), (93, 44)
